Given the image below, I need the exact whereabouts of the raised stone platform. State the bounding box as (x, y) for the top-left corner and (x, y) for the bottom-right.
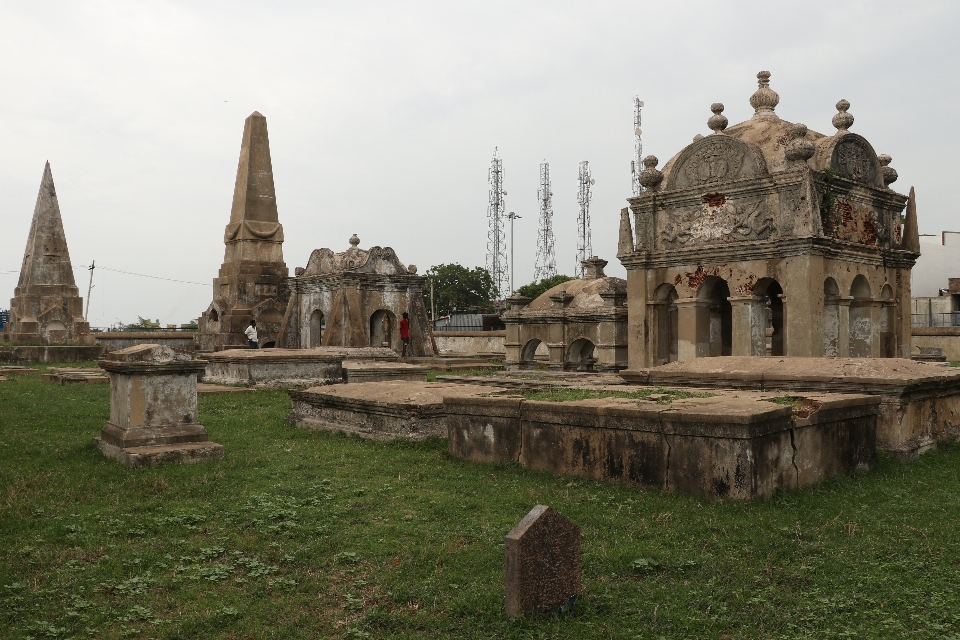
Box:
(622, 357), (960, 457)
(447, 389), (878, 499)
(0, 345), (105, 364)
(94, 440), (224, 467)
(343, 361), (429, 383)
(0, 366), (38, 376)
(203, 347), (398, 387)
(436, 371), (627, 391)
(40, 371), (109, 384)
(288, 381), (508, 439)
(197, 383), (256, 395)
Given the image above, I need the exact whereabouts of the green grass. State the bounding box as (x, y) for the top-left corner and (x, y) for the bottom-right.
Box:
(3, 368), (960, 638)
(520, 387), (713, 404)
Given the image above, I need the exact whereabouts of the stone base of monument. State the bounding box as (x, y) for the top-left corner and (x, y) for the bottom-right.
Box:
(447, 389), (878, 500)
(94, 438), (224, 468)
(342, 361), (429, 383)
(204, 347), (398, 388)
(288, 381), (508, 439)
(622, 357), (960, 458)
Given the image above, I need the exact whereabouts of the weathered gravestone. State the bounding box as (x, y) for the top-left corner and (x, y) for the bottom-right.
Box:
(504, 505), (581, 617)
(94, 344), (223, 467)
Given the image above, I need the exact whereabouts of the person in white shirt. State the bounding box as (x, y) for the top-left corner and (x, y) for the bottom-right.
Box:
(244, 320), (259, 349)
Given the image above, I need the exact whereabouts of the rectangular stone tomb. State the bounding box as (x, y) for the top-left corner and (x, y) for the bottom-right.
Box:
(94, 344), (223, 467)
(0, 366), (38, 376)
(446, 390), (878, 499)
(288, 381), (508, 439)
(342, 361), (429, 383)
(625, 357), (960, 457)
(40, 368), (109, 384)
(203, 347), (397, 388)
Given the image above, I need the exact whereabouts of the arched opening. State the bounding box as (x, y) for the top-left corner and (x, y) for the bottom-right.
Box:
(823, 278), (841, 357)
(849, 275), (873, 358)
(654, 284), (679, 365)
(370, 309), (396, 349)
(699, 277), (732, 357)
(309, 309), (324, 348)
(209, 309), (219, 323)
(566, 338), (597, 372)
(520, 338), (545, 369)
(880, 284), (896, 358)
(753, 279), (784, 356)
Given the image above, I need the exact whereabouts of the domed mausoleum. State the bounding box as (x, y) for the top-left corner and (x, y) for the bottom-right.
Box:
(503, 257), (627, 371)
(618, 71), (919, 371)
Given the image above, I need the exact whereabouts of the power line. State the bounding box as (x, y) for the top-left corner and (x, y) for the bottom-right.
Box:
(66, 264), (212, 286)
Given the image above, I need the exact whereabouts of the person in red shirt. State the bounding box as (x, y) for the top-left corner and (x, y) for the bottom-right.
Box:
(399, 312), (410, 357)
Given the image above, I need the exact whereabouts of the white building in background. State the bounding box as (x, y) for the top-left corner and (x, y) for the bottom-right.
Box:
(911, 232), (960, 327)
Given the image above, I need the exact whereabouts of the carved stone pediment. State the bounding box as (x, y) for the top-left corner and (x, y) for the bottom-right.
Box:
(830, 134), (881, 187)
(301, 242), (408, 277)
(668, 136), (767, 190)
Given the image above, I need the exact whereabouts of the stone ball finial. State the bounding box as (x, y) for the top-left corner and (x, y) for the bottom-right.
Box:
(749, 70), (780, 119)
(878, 154), (898, 187)
(638, 155), (663, 190)
(784, 123), (815, 166)
(693, 134), (704, 142)
(407, 264), (418, 274)
(349, 234), (360, 247)
(708, 103), (728, 134)
(832, 99), (854, 134)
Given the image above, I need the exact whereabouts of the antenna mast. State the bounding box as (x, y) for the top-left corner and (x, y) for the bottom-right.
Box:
(486, 148), (508, 302)
(575, 161), (593, 277)
(534, 161), (557, 282)
(631, 96), (644, 196)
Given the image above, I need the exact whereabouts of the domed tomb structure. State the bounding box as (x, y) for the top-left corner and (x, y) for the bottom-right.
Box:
(618, 71), (919, 370)
(503, 257), (627, 371)
(276, 235), (437, 357)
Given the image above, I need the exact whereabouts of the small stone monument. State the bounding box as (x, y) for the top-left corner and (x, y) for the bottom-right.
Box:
(504, 505), (581, 617)
(94, 344), (223, 467)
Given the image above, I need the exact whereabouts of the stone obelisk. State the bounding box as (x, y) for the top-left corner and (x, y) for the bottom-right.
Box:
(3, 162), (92, 345)
(197, 112), (288, 351)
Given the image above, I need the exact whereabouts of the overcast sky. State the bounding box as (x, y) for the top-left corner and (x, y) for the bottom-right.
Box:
(1, 1), (957, 327)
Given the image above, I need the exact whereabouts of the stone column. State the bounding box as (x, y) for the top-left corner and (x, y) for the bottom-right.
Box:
(626, 269), (649, 369)
(728, 296), (765, 356)
(95, 344), (223, 467)
(837, 297), (853, 357)
(674, 298), (710, 360)
(866, 300), (883, 358)
(547, 343), (566, 370)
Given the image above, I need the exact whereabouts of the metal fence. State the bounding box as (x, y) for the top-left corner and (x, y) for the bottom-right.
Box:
(0, 310), (8, 332)
(912, 312), (960, 327)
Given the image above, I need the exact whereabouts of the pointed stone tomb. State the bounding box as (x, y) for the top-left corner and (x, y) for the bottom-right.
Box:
(197, 112), (289, 351)
(3, 162), (92, 345)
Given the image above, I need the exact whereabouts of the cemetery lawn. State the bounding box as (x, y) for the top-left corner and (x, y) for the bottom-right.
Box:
(4, 368), (960, 639)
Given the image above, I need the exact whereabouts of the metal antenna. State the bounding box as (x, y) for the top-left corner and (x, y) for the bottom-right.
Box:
(486, 148), (509, 302)
(575, 161), (593, 277)
(534, 161), (557, 282)
(631, 96), (645, 196)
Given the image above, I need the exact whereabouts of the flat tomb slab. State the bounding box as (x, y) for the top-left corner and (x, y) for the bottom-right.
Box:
(343, 361), (429, 383)
(197, 383), (256, 395)
(0, 366), (38, 376)
(40, 372), (109, 384)
(436, 372), (627, 390)
(204, 347), (399, 387)
(288, 381), (508, 439)
(446, 389), (878, 500)
(622, 357), (960, 457)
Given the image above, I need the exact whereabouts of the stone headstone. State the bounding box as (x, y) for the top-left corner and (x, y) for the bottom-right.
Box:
(504, 505), (581, 617)
(94, 344), (222, 467)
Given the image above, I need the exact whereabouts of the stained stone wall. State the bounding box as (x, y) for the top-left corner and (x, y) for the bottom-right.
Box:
(619, 72), (917, 371)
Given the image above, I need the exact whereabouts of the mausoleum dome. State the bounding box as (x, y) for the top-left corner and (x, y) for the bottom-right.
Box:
(526, 257), (626, 311)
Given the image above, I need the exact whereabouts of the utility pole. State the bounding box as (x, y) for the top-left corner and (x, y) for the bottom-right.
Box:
(534, 161), (557, 282)
(430, 278), (435, 323)
(85, 260), (95, 320)
(506, 211), (521, 293)
(631, 96), (645, 196)
(575, 162), (594, 277)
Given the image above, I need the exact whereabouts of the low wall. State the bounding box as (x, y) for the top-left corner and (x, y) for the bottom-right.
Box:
(433, 331), (505, 356)
(912, 327), (960, 361)
(0, 345), (106, 363)
(94, 332), (196, 353)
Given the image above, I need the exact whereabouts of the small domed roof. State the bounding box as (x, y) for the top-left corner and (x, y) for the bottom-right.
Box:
(527, 259), (626, 311)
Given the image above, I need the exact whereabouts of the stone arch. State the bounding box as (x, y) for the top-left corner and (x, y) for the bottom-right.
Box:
(309, 309), (325, 348)
(880, 283), (896, 358)
(653, 283), (679, 365)
(566, 338), (596, 372)
(849, 275), (873, 357)
(754, 278), (784, 356)
(698, 276), (732, 357)
(369, 309), (396, 349)
(823, 277), (841, 357)
(520, 338), (545, 369)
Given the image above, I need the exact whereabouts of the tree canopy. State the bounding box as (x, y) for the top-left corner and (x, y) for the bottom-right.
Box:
(421, 264), (497, 317)
(514, 274), (575, 301)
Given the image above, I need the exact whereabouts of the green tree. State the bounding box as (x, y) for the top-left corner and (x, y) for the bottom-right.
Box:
(514, 274), (575, 301)
(422, 264), (496, 316)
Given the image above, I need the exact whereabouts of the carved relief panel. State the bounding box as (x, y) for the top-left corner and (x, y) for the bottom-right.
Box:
(668, 137), (766, 190)
(830, 135), (880, 187)
(658, 193), (775, 249)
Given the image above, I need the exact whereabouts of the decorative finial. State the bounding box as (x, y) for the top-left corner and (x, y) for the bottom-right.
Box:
(693, 134), (704, 142)
(832, 99), (854, 134)
(749, 71), (779, 119)
(708, 103), (728, 134)
(638, 155), (663, 191)
(784, 123), (815, 167)
(349, 234), (360, 247)
(878, 154), (898, 187)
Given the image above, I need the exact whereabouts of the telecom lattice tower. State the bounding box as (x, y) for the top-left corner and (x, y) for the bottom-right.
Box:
(630, 96), (644, 196)
(486, 148), (509, 301)
(575, 161), (593, 277)
(534, 161), (557, 282)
